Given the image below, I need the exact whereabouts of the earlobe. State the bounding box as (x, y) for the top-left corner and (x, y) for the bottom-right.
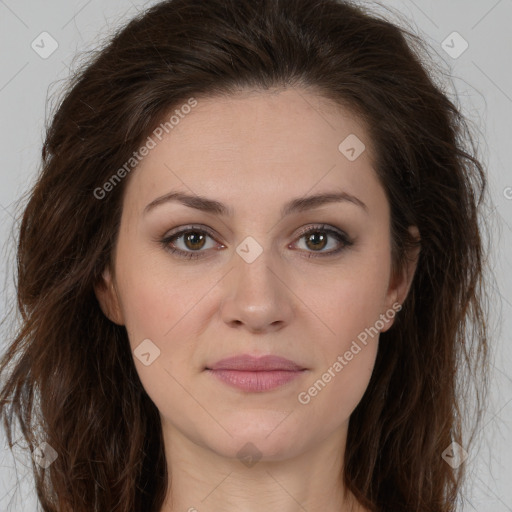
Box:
(93, 267), (125, 325)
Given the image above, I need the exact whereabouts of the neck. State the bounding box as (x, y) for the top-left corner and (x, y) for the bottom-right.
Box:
(158, 418), (366, 512)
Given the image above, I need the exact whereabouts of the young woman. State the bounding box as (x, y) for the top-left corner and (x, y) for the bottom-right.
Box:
(0, 0), (491, 511)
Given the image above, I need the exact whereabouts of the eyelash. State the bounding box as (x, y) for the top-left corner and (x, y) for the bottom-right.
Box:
(160, 224), (353, 260)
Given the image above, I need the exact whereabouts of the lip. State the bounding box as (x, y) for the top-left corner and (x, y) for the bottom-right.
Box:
(207, 354), (305, 371)
(205, 355), (307, 392)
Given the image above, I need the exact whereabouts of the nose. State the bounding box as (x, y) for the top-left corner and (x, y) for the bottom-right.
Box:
(219, 247), (295, 334)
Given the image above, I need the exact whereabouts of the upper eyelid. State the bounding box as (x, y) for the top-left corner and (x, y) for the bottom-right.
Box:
(165, 225), (219, 242)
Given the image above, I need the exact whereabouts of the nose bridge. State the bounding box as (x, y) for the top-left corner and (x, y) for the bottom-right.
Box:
(220, 234), (294, 332)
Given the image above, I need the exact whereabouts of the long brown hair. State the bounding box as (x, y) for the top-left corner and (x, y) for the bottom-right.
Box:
(0, 0), (491, 510)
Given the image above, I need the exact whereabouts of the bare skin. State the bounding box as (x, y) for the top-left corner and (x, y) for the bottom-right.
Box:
(95, 87), (419, 512)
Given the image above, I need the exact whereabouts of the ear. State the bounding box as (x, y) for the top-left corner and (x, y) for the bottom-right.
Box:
(93, 266), (125, 325)
(381, 225), (420, 332)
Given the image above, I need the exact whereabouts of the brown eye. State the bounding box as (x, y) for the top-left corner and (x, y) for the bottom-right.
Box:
(160, 223), (352, 261)
(182, 231), (207, 251)
(292, 224), (353, 258)
(304, 231), (328, 251)
(160, 226), (222, 260)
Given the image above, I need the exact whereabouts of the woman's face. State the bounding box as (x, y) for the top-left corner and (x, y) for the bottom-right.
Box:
(95, 88), (417, 462)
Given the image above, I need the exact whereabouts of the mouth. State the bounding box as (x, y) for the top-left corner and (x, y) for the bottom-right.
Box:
(205, 354), (308, 392)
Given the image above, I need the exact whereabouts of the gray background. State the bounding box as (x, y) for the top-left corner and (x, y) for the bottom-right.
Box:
(0, 0), (511, 510)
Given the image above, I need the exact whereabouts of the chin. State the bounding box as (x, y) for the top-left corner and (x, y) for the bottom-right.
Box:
(207, 422), (310, 462)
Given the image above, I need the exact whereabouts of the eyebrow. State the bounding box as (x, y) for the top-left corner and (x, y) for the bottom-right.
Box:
(143, 190), (368, 217)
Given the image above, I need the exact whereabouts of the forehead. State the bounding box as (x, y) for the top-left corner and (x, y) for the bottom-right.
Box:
(123, 88), (381, 214)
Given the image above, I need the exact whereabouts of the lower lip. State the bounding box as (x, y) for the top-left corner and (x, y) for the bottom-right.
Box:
(206, 369), (306, 392)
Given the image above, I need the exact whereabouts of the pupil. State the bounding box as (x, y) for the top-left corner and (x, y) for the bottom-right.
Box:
(186, 232), (204, 249)
(307, 232), (326, 250)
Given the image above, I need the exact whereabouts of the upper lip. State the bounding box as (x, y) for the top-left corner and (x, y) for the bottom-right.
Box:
(206, 354), (306, 371)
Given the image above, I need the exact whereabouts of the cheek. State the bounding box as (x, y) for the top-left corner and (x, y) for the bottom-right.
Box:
(296, 339), (378, 438)
(114, 235), (204, 344)
(114, 263), (209, 421)
(117, 273), (172, 345)
(294, 240), (390, 420)
(311, 244), (392, 346)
